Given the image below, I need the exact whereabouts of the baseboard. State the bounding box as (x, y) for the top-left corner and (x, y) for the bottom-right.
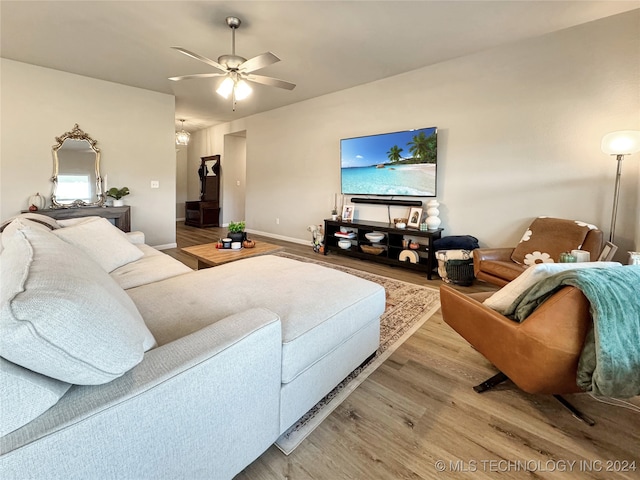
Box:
(153, 242), (178, 250)
(246, 229), (309, 246)
(176, 217), (185, 222)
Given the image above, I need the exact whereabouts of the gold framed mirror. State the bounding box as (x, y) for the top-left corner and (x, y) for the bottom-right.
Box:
(51, 124), (104, 208)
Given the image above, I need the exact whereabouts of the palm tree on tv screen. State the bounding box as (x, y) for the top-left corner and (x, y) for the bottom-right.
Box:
(387, 145), (403, 163)
(408, 131), (437, 164)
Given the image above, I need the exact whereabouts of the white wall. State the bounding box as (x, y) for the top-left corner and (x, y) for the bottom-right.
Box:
(189, 11), (639, 259)
(222, 133), (247, 225)
(175, 146), (188, 220)
(0, 59), (177, 246)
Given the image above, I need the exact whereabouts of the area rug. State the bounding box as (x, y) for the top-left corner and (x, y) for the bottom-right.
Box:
(273, 252), (440, 454)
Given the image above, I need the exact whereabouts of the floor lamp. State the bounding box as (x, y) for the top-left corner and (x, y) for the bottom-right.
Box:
(601, 130), (640, 243)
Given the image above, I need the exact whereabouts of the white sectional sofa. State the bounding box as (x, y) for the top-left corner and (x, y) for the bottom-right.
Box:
(0, 214), (385, 479)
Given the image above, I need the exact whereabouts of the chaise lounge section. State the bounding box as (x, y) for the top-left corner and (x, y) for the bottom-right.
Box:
(0, 215), (385, 479)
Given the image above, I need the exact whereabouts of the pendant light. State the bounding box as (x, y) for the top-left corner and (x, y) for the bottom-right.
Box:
(175, 119), (190, 146)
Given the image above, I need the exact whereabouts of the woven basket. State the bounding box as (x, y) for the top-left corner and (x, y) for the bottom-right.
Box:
(445, 259), (475, 286)
(360, 245), (385, 255)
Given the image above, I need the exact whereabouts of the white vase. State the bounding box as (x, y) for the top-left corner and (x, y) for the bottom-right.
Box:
(425, 199), (441, 230)
(112, 199), (124, 207)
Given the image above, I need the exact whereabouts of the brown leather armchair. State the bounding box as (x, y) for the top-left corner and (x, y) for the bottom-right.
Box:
(440, 283), (594, 423)
(474, 218), (604, 287)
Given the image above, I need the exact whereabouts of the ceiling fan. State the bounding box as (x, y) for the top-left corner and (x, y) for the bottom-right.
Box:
(169, 16), (295, 109)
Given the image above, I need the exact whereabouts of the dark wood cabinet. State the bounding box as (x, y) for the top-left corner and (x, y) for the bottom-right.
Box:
(324, 218), (443, 279)
(185, 201), (220, 228)
(185, 155), (221, 228)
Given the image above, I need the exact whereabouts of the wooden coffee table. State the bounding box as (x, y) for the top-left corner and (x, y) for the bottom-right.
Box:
(181, 241), (285, 269)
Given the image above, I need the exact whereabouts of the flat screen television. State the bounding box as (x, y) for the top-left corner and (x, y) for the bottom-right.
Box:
(340, 126), (437, 197)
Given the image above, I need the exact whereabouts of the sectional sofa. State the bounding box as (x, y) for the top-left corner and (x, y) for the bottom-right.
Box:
(0, 214), (385, 479)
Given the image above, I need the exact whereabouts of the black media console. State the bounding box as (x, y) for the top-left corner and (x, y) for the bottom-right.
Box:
(323, 218), (443, 280)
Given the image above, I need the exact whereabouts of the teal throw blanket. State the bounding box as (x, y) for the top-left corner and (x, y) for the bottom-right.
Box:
(503, 266), (640, 398)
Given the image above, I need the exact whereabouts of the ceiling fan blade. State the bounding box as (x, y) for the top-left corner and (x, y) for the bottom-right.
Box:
(238, 52), (280, 73)
(171, 47), (227, 73)
(245, 74), (296, 91)
(169, 73), (227, 82)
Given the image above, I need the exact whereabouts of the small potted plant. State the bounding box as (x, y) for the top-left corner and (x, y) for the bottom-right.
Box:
(107, 187), (130, 207)
(227, 220), (246, 243)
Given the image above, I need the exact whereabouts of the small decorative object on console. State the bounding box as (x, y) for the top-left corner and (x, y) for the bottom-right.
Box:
(360, 244), (384, 255)
(341, 205), (354, 222)
(365, 232), (385, 243)
(107, 187), (130, 207)
(338, 239), (351, 249)
(407, 207), (423, 228)
(28, 193), (46, 211)
(243, 239), (256, 249)
(425, 199), (441, 231)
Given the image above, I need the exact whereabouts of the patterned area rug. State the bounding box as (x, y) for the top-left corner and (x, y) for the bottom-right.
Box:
(274, 252), (441, 454)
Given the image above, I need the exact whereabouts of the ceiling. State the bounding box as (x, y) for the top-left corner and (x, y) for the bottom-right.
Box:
(1, 1), (637, 132)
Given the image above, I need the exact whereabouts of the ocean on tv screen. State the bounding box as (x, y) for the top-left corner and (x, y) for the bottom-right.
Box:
(341, 163), (436, 196)
(340, 126), (437, 196)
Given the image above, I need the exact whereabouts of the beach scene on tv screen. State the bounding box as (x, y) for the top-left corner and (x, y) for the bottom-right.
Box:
(341, 127), (437, 196)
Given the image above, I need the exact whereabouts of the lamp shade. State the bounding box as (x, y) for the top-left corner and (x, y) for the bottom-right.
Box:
(216, 77), (235, 99)
(601, 130), (640, 155)
(234, 80), (252, 100)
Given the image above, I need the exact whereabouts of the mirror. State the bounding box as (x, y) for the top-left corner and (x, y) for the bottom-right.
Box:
(51, 124), (104, 208)
(198, 155), (220, 200)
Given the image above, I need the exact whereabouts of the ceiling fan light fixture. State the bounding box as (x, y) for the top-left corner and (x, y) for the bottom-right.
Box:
(216, 77), (235, 99)
(175, 119), (190, 146)
(234, 79), (252, 100)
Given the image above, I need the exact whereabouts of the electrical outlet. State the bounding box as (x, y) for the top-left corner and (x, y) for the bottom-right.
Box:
(150, 180), (159, 189)
(276, 218), (280, 225)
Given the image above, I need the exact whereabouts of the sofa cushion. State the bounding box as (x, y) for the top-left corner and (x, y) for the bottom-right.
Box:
(1, 218), (56, 250)
(484, 261), (621, 314)
(110, 244), (192, 290)
(0, 213), (60, 233)
(52, 217), (143, 272)
(0, 226), (156, 385)
(127, 255), (385, 384)
(511, 217), (597, 266)
(0, 357), (71, 436)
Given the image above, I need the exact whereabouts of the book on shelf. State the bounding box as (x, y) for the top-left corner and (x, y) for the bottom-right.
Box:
(334, 231), (356, 239)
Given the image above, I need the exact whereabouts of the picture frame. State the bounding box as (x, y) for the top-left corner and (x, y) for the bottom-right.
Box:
(341, 204), (354, 222)
(407, 207), (423, 228)
(597, 241), (618, 261)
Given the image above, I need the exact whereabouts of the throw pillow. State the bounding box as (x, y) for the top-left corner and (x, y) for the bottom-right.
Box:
(483, 261), (621, 314)
(52, 217), (143, 272)
(55, 216), (102, 227)
(510, 217), (597, 266)
(0, 357), (71, 436)
(0, 227), (156, 385)
(1, 218), (56, 249)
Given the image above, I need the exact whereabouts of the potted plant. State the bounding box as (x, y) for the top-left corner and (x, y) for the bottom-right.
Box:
(227, 220), (246, 243)
(107, 187), (130, 207)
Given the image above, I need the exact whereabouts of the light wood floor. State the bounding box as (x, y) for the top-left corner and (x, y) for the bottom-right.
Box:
(166, 223), (640, 480)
